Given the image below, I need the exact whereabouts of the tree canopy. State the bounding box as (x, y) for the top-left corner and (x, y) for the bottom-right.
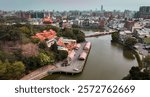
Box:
(143, 55), (150, 69)
(111, 32), (119, 42)
(124, 37), (137, 48)
(0, 60), (25, 79)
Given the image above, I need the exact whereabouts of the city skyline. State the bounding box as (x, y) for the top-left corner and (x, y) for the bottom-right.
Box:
(0, 0), (149, 11)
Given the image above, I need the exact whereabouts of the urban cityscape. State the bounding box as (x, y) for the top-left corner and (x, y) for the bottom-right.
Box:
(0, 0), (150, 80)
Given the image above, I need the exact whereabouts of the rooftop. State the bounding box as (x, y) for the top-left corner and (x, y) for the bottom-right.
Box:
(32, 29), (57, 41)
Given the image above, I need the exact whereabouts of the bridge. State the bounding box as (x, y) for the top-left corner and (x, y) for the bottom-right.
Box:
(85, 32), (114, 38)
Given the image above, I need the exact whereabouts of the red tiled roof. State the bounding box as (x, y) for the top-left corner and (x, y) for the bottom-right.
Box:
(32, 29), (57, 41)
(57, 38), (65, 46)
(43, 17), (53, 23)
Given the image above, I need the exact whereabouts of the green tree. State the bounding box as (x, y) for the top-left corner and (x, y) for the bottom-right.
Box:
(3, 60), (12, 79)
(124, 37), (137, 48)
(22, 56), (40, 71)
(56, 50), (68, 61)
(11, 61), (25, 79)
(111, 32), (119, 42)
(45, 25), (60, 32)
(38, 53), (51, 66)
(39, 41), (47, 49)
(143, 55), (150, 70)
(32, 38), (40, 44)
(76, 34), (85, 43)
(73, 29), (85, 43)
(0, 60), (6, 77)
(129, 66), (141, 80)
(3, 60), (25, 79)
(50, 42), (58, 53)
(129, 66), (150, 80)
(19, 26), (31, 35)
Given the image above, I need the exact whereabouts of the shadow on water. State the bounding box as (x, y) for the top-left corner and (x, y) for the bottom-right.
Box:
(111, 42), (123, 51)
(123, 48), (135, 60)
(111, 42), (135, 60)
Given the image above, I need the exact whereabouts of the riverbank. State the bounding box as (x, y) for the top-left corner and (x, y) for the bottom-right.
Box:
(111, 40), (143, 68)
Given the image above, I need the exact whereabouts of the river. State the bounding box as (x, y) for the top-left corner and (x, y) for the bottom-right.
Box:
(43, 33), (138, 80)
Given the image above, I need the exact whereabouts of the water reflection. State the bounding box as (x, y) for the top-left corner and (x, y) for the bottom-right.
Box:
(123, 48), (135, 60)
(111, 42), (135, 60)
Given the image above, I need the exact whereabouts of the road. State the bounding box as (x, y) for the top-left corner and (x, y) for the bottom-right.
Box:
(21, 65), (57, 80)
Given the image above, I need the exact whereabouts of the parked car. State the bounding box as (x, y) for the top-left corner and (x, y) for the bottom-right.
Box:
(73, 68), (79, 71)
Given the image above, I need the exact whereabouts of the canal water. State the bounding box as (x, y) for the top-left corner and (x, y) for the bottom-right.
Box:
(43, 34), (138, 80)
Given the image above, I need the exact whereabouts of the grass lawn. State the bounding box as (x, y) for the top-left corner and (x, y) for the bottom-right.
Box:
(144, 38), (150, 44)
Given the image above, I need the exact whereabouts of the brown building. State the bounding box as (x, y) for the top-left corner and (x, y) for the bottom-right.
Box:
(124, 21), (134, 31)
(16, 11), (31, 19)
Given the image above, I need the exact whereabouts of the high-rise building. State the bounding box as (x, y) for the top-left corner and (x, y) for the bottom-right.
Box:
(139, 6), (150, 19)
(101, 5), (103, 12)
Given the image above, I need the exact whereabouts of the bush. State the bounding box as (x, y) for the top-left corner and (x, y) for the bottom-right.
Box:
(0, 60), (25, 79)
(124, 37), (137, 47)
(55, 50), (68, 61)
(31, 38), (40, 44)
(111, 32), (119, 42)
(39, 41), (47, 49)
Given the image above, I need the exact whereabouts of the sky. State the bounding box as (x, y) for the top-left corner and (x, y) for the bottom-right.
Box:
(0, 0), (149, 11)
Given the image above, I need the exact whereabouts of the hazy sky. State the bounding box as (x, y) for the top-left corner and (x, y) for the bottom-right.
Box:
(0, 0), (149, 11)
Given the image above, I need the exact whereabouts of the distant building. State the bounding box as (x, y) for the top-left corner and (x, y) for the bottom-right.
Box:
(16, 11), (31, 19)
(31, 12), (45, 18)
(101, 5), (104, 12)
(43, 17), (53, 24)
(124, 20), (134, 31)
(99, 18), (106, 28)
(139, 6), (150, 19)
(82, 19), (90, 27)
(119, 30), (133, 43)
(133, 28), (150, 43)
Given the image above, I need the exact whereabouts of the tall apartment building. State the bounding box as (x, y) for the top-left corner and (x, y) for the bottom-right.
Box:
(139, 6), (150, 19)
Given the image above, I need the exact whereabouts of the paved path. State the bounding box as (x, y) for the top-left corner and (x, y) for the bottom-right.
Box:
(21, 65), (57, 80)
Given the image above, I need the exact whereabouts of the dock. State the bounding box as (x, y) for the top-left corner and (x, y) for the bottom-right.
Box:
(48, 42), (91, 75)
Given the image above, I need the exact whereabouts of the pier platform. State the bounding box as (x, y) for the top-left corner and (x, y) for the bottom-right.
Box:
(48, 42), (91, 75)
